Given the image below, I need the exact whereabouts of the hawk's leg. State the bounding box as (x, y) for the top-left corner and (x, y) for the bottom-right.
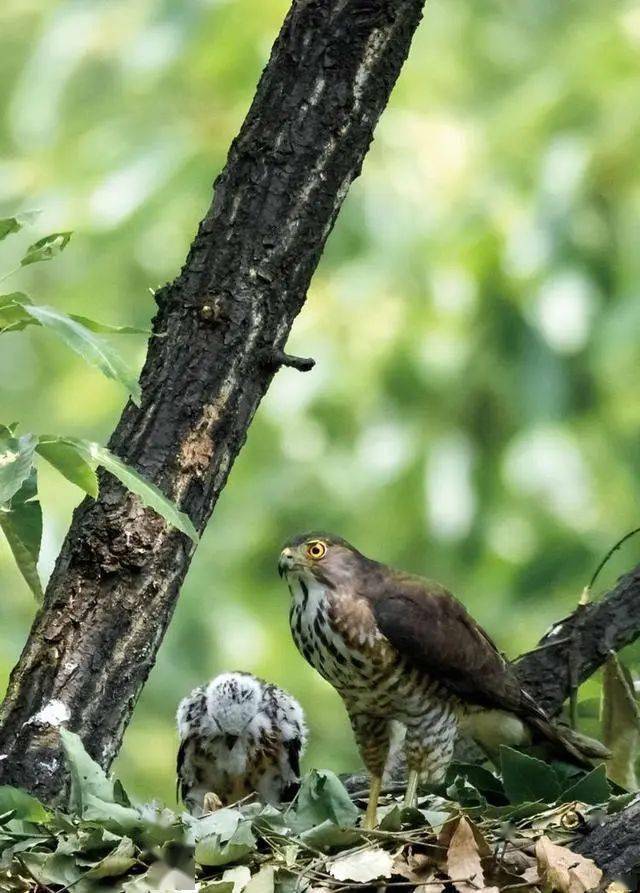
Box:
(403, 704), (457, 807)
(349, 713), (391, 830)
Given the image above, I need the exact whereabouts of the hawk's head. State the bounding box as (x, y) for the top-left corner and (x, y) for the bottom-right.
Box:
(278, 531), (370, 587)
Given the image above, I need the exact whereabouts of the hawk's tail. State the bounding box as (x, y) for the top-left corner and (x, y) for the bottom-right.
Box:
(527, 715), (610, 766)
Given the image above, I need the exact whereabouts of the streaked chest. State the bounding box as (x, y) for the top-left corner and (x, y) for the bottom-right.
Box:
(287, 575), (395, 691)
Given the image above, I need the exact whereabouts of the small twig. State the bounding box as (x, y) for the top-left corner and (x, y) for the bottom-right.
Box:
(513, 637), (571, 661)
(349, 782), (407, 800)
(587, 527), (640, 594)
(260, 347), (316, 372)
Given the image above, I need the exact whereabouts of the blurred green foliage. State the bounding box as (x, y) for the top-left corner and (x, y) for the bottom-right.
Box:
(1, 0), (639, 804)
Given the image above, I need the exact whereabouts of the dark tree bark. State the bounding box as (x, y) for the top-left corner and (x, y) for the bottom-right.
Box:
(514, 563), (640, 715)
(573, 798), (640, 887)
(0, 0), (427, 803)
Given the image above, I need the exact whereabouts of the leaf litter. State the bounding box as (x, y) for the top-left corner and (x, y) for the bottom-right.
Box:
(0, 733), (613, 893)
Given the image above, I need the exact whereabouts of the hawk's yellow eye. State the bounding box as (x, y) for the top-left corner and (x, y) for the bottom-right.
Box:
(306, 541), (327, 560)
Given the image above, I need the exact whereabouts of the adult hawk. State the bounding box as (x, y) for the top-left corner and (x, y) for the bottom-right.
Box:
(278, 532), (607, 828)
(177, 672), (306, 814)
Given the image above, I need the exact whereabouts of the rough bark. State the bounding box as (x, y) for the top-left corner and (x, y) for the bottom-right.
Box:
(0, 0), (426, 803)
(514, 563), (640, 715)
(573, 797), (640, 886)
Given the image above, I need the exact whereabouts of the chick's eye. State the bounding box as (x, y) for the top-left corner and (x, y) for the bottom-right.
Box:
(306, 541), (327, 560)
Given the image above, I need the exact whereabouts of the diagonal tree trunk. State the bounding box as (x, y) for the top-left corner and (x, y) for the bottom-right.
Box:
(0, 0), (427, 803)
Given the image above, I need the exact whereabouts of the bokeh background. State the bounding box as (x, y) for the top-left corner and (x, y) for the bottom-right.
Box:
(1, 0), (640, 803)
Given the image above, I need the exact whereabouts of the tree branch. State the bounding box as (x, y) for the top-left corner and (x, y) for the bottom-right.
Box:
(514, 563), (640, 715)
(0, 0), (427, 803)
(573, 797), (640, 885)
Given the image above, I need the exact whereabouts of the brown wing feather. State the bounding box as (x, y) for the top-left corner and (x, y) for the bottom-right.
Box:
(360, 564), (607, 765)
(370, 574), (539, 717)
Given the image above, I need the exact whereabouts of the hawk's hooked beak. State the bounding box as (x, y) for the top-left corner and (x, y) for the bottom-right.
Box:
(225, 734), (238, 749)
(278, 548), (294, 578)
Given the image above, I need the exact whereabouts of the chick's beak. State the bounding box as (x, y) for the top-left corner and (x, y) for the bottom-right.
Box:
(278, 547), (294, 578)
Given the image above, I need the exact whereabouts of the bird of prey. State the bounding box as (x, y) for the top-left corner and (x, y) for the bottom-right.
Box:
(278, 532), (608, 829)
(176, 671), (306, 815)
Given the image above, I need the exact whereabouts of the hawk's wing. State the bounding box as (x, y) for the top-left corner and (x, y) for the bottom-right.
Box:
(371, 574), (541, 718)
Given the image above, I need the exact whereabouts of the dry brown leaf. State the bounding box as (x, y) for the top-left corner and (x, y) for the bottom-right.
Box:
(521, 863), (541, 884)
(393, 851), (433, 882)
(535, 835), (602, 893)
(447, 816), (485, 893)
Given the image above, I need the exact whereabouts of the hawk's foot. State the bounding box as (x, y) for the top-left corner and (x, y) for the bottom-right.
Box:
(403, 770), (419, 809)
(363, 775), (382, 830)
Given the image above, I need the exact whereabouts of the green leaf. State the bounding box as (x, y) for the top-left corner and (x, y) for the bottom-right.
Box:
(299, 820), (362, 849)
(445, 775), (486, 807)
(68, 315), (151, 335)
(82, 793), (144, 833)
(19, 852), (83, 887)
(17, 302), (141, 403)
(500, 747), (561, 805)
(0, 293), (33, 333)
(84, 836), (137, 878)
(602, 653), (640, 791)
(559, 765), (610, 805)
(1, 293), (150, 338)
(0, 469), (43, 599)
(59, 728), (116, 812)
(184, 808), (243, 845)
(37, 438), (98, 498)
(0, 787), (50, 823)
(0, 212), (39, 242)
(0, 218), (21, 241)
(447, 762), (506, 800)
(292, 770), (359, 832)
(21, 231), (72, 266)
(195, 821), (256, 867)
(577, 697), (601, 720)
(0, 429), (37, 504)
(66, 439), (198, 542)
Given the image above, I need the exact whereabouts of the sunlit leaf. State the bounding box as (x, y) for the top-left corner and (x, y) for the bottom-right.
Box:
(68, 315), (151, 335)
(0, 786), (50, 823)
(0, 218), (21, 241)
(17, 302), (141, 403)
(60, 728), (116, 813)
(20, 231), (72, 266)
(64, 439), (198, 542)
(329, 848), (394, 883)
(0, 212), (39, 242)
(0, 469), (43, 599)
(0, 429), (37, 504)
(195, 821), (256, 867)
(20, 853), (84, 887)
(37, 437), (98, 498)
(0, 293), (32, 333)
(602, 654), (640, 791)
(292, 770), (359, 832)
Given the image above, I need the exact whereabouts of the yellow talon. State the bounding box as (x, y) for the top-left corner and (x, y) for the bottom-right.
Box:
(364, 775), (382, 829)
(403, 769), (419, 809)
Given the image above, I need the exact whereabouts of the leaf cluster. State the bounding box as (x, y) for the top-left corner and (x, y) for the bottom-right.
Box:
(0, 734), (626, 893)
(0, 214), (198, 598)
